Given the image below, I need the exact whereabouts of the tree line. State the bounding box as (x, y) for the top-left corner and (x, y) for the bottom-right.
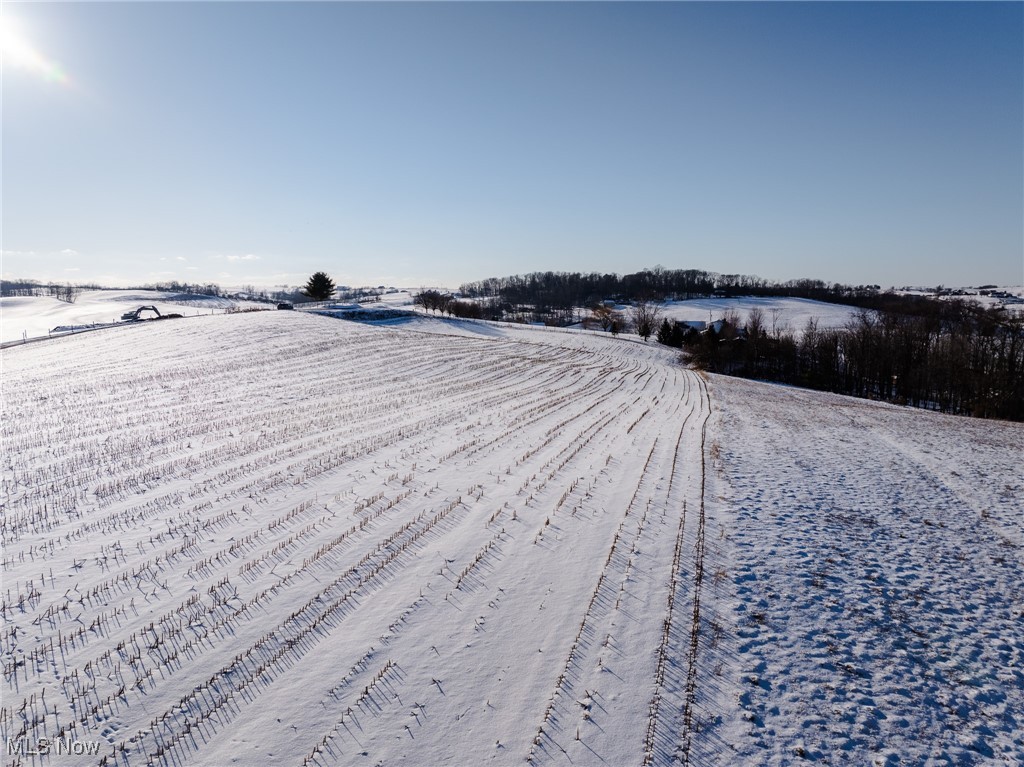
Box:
(131, 280), (227, 297)
(677, 301), (1024, 421)
(1, 279), (90, 303)
(413, 290), (485, 319)
(1, 277), (309, 305)
(459, 267), (885, 314)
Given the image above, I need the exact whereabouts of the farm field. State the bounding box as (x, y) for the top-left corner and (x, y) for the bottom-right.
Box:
(2, 310), (1021, 766)
(1, 311), (716, 766)
(0, 291), (271, 344)
(657, 297), (863, 337)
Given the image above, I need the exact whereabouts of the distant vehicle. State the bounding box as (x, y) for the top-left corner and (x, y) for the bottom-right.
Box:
(277, 303), (294, 310)
(121, 306), (164, 321)
(119, 307), (182, 321)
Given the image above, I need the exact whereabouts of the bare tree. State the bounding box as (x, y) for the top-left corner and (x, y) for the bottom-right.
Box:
(746, 307), (765, 339)
(414, 290), (452, 314)
(591, 304), (615, 332)
(50, 283), (81, 304)
(630, 301), (663, 341)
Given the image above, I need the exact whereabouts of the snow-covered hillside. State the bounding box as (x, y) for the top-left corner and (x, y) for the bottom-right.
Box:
(658, 297), (863, 337)
(705, 377), (1023, 765)
(898, 286), (1024, 314)
(1, 312), (713, 766)
(2, 311), (1020, 766)
(0, 290), (271, 344)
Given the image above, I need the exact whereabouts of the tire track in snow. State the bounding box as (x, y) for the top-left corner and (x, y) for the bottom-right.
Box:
(677, 372), (713, 766)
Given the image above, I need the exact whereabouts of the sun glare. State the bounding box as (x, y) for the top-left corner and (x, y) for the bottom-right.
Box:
(0, 16), (69, 84)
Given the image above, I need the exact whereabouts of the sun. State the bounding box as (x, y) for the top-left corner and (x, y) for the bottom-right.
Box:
(0, 15), (69, 84)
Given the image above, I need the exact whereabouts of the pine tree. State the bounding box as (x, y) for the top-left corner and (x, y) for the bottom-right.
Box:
(303, 272), (336, 301)
(656, 318), (674, 346)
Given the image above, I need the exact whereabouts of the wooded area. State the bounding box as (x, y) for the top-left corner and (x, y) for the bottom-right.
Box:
(459, 268), (884, 311)
(677, 301), (1024, 421)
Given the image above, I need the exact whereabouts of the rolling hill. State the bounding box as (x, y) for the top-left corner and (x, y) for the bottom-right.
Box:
(2, 311), (1020, 765)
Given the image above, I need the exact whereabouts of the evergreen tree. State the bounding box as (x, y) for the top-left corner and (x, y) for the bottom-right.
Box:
(656, 319), (675, 346)
(303, 272), (336, 301)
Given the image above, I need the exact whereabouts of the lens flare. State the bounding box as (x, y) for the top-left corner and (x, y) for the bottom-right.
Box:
(0, 17), (69, 85)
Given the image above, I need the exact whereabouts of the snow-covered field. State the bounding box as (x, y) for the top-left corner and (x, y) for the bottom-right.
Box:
(658, 297), (863, 336)
(0, 291), (271, 344)
(2, 311), (1020, 766)
(898, 287), (1024, 314)
(1, 288), (965, 346)
(2, 312), (713, 766)
(706, 378), (1023, 765)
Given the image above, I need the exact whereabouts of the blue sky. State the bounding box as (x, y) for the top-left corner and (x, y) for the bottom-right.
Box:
(2, 2), (1021, 289)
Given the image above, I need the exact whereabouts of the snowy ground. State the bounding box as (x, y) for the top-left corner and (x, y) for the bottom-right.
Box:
(0, 290), (271, 344)
(706, 377), (1023, 766)
(658, 297), (863, 337)
(898, 287), (1024, 314)
(350, 293), (864, 340)
(2, 311), (1020, 766)
(2, 311), (712, 767)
